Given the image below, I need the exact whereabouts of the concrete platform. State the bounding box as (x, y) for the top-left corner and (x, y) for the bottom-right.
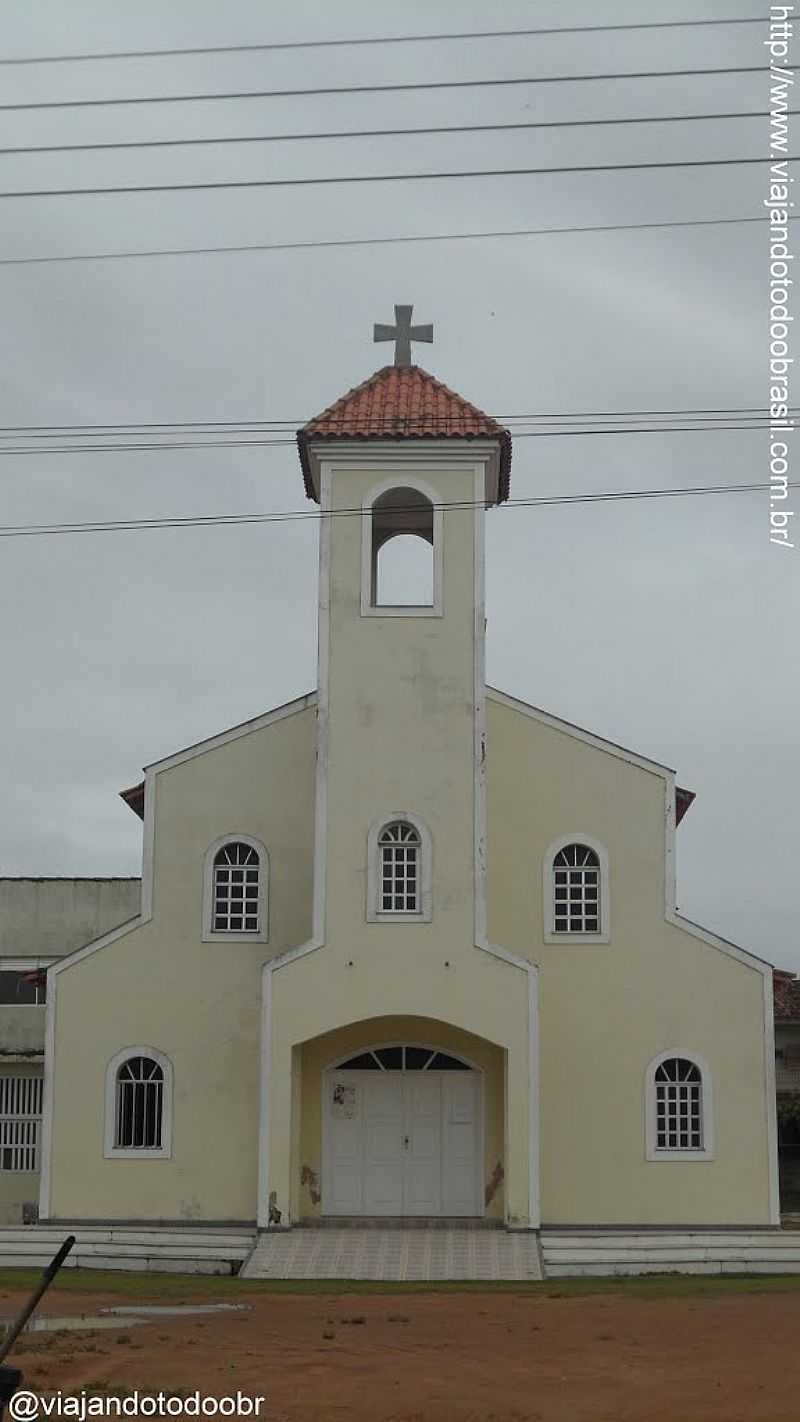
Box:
(241, 1227), (544, 1281)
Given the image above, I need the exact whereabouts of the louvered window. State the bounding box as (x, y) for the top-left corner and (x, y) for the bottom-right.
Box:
(0, 1076), (43, 1172)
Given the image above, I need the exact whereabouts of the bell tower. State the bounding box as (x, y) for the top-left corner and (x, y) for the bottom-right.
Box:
(296, 310), (512, 956)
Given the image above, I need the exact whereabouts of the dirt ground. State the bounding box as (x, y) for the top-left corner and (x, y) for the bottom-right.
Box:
(3, 1283), (800, 1422)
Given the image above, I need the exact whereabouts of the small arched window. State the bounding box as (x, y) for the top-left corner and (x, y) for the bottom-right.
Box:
(361, 482), (443, 616)
(379, 822), (421, 914)
(646, 1051), (713, 1160)
(116, 1056), (163, 1150)
(654, 1058), (703, 1150)
(202, 835), (269, 942)
(104, 1047), (173, 1158)
(213, 842), (260, 933)
(553, 844), (600, 933)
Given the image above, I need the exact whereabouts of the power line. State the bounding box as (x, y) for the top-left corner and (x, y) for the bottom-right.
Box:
(1, 214), (788, 268)
(0, 408), (792, 436)
(0, 155), (786, 202)
(1, 481), (792, 540)
(0, 426), (783, 456)
(1, 110), (789, 158)
(0, 66), (768, 113)
(0, 16), (770, 66)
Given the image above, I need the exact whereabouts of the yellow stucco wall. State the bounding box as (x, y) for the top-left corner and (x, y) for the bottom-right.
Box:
(487, 694), (773, 1225)
(47, 705), (316, 1222)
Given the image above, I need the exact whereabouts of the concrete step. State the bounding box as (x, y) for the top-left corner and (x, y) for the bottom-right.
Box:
(0, 1226), (256, 1275)
(540, 1229), (800, 1277)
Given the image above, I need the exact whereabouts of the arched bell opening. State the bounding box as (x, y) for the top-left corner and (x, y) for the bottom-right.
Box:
(370, 487), (435, 608)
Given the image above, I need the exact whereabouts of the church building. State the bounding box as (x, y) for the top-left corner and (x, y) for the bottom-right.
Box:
(38, 311), (778, 1244)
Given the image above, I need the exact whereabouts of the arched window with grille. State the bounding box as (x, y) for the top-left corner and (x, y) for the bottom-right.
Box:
(379, 822), (421, 914)
(202, 835), (269, 942)
(646, 1051), (713, 1160)
(544, 836), (609, 942)
(367, 815), (433, 922)
(104, 1047), (173, 1158)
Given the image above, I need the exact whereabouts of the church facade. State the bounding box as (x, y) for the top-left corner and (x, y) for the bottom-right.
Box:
(39, 343), (778, 1232)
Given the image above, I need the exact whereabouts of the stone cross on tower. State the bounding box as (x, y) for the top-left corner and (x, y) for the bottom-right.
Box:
(373, 305), (434, 367)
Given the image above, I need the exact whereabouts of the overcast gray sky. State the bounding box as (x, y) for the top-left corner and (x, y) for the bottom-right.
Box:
(1, 0), (797, 969)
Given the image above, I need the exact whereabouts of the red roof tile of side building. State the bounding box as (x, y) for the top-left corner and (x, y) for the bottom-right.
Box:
(675, 787), (695, 826)
(774, 969), (800, 1022)
(296, 364), (512, 502)
(120, 782), (145, 819)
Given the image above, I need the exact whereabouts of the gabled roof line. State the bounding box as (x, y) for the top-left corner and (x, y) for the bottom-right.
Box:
(143, 690), (317, 775)
(486, 686), (675, 776)
(120, 690), (317, 820)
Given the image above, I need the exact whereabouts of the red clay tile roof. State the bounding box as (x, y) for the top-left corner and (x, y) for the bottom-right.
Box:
(774, 970), (800, 1022)
(120, 781), (145, 820)
(297, 365), (512, 501)
(675, 787), (695, 826)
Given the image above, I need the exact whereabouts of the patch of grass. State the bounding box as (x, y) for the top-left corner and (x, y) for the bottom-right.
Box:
(0, 1267), (800, 1302)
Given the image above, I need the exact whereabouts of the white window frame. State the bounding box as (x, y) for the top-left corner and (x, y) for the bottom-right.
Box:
(645, 1049), (714, 1162)
(361, 477), (444, 617)
(0, 1073), (43, 1173)
(366, 813), (433, 923)
(543, 833), (610, 944)
(202, 834), (269, 944)
(0, 960), (55, 1006)
(104, 1046), (173, 1160)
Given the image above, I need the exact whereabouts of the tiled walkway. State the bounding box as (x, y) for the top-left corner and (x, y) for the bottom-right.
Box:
(241, 1227), (543, 1280)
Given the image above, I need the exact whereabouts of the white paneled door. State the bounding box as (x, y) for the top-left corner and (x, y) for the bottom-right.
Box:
(325, 1069), (481, 1217)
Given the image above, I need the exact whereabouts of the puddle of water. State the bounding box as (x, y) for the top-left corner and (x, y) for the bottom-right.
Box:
(0, 1302), (250, 1335)
(101, 1305), (250, 1318)
(0, 1316), (148, 1334)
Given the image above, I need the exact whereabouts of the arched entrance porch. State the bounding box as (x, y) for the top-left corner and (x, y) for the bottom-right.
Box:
(295, 1016), (505, 1223)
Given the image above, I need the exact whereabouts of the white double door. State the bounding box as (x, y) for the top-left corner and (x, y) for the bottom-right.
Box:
(325, 1070), (480, 1217)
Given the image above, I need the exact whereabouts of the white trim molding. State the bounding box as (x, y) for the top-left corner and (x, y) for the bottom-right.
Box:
(360, 475), (444, 618)
(470, 460), (541, 1229)
(543, 833), (610, 945)
(0, 959), (57, 972)
(486, 687), (676, 776)
(366, 812), (433, 923)
(144, 692), (317, 776)
(645, 1049), (714, 1162)
(202, 833), (269, 944)
(302, 438), (505, 506)
(103, 1046), (174, 1161)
